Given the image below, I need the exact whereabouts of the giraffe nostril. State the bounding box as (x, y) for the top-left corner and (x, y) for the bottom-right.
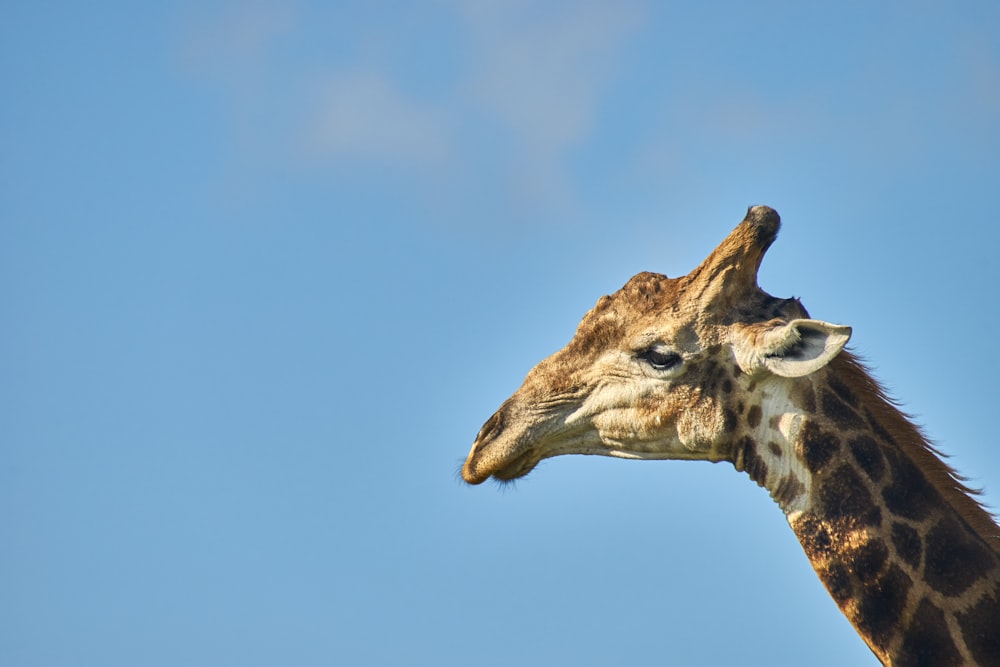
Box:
(463, 405), (512, 485)
(475, 409), (505, 446)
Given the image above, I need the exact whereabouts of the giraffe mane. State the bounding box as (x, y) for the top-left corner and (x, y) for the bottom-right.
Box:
(833, 350), (1000, 549)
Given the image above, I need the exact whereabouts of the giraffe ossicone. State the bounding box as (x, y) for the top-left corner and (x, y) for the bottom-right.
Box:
(463, 206), (1000, 666)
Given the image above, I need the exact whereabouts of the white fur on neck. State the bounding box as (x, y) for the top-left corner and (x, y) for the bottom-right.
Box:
(748, 376), (815, 517)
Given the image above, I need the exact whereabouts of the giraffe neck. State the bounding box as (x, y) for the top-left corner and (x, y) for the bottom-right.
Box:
(730, 355), (1000, 666)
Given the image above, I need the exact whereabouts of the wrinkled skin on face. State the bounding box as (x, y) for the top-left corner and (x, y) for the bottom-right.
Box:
(462, 207), (850, 485)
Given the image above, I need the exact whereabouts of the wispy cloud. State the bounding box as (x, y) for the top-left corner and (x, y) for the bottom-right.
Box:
(176, 1), (647, 225)
(450, 1), (645, 215)
(177, 1), (298, 83)
(458, 2), (640, 146)
(307, 69), (449, 166)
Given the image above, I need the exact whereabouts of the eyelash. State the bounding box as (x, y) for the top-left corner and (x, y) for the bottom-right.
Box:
(638, 348), (682, 371)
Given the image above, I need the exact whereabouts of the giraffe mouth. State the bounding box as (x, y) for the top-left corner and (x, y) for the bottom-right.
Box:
(463, 424), (619, 484)
(487, 449), (543, 483)
(462, 441), (542, 485)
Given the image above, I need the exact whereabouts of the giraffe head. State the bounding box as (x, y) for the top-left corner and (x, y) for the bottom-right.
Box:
(462, 206), (851, 484)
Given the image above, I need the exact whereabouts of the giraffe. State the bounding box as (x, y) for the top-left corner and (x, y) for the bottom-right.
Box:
(462, 206), (1000, 666)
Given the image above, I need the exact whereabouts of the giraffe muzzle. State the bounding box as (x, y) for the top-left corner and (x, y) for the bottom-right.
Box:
(462, 397), (573, 485)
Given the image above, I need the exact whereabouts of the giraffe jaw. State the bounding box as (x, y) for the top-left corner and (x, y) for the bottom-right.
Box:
(463, 432), (707, 484)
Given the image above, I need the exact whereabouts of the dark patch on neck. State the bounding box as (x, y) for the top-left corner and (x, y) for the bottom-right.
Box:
(771, 475), (805, 508)
(817, 464), (882, 528)
(898, 599), (962, 666)
(924, 515), (999, 597)
(734, 435), (768, 487)
(851, 539), (889, 583)
(863, 407), (897, 448)
(746, 404), (762, 429)
(828, 374), (858, 407)
(792, 381), (816, 414)
(853, 564), (912, 656)
(890, 522), (922, 569)
(881, 448), (940, 521)
(956, 585), (1000, 664)
(797, 421), (842, 473)
(847, 435), (885, 482)
(818, 562), (853, 605)
(792, 513), (834, 560)
(821, 388), (864, 429)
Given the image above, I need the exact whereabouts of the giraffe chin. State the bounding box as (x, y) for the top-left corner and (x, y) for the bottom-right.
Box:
(490, 450), (542, 483)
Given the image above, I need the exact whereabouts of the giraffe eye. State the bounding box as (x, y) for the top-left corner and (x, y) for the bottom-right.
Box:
(639, 348), (681, 371)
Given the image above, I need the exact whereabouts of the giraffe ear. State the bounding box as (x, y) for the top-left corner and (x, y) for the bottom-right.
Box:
(737, 319), (852, 378)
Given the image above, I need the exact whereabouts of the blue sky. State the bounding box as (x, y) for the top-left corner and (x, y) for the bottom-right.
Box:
(3, 2), (999, 665)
